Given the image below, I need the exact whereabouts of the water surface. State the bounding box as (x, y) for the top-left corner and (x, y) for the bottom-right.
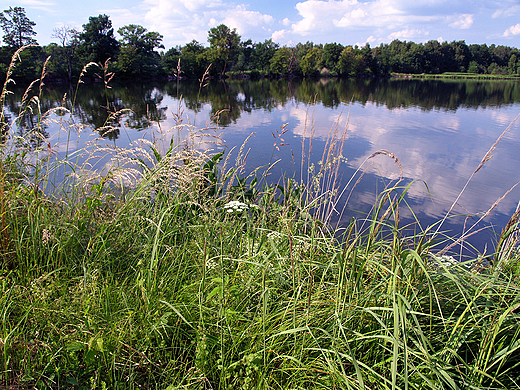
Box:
(4, 77), (520, 254)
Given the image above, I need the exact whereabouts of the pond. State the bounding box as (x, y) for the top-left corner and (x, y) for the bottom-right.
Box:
(3, 77), (520, 255)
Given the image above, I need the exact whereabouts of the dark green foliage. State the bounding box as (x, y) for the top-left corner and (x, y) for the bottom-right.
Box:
(251, 39), (278, 73)
(117, 24), (164, 78)
(77, 14), (119, 65)
(2, 11), (520, 82)
(207, 24), (241, 77)
(0, 7), (37, 48)
(162, 40), (209, 79)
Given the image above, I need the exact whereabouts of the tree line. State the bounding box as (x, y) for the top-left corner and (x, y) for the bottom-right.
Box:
(1, 6), (520, 84)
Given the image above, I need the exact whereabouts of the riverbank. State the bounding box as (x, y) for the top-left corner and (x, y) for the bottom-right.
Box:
(2, 57), (520, 389)
(1, 115), (520, 390)
(393, 72), (520, 80)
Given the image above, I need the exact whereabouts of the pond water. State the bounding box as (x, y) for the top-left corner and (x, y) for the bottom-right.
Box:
(3, 77), (520, 255)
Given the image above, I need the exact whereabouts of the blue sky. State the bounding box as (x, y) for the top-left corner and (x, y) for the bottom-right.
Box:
(8, 0), (520, 49)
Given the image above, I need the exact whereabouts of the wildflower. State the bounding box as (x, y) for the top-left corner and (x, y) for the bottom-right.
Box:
(42, 229), (53, 244)
(433, 254), (457, 266)
(267, 231), (284, 241)
(224, 200), (249, 213)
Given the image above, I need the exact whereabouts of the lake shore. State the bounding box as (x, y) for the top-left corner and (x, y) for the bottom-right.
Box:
(393, 72), (520, 80)
(1, 112), (520, 388)
(2, 55), (520, 388)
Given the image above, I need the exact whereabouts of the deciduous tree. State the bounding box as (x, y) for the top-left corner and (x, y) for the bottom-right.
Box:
(251, 39), (278, 73)
(117, 24), (164, 76)
(50, 25), (78, 81)
(270, 46), (292, 76)
(207, 24), (241, 76)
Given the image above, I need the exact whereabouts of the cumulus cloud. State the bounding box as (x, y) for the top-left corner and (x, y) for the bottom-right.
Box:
(271, 29), (287, 42)
(280, 0), (453, 43)
(136, 0), (275, 47)
(45, 0), (520, 49)
(504, 23), (520, 37)
(220, 5), (274, 34)
(102, 8), (144, 32)
(448, 14), (473, 29)
(264, 0), (520, 46)
(387, 28), (429, 41)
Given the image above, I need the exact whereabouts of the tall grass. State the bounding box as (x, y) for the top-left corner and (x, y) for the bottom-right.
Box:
(0, 48), (519, 389)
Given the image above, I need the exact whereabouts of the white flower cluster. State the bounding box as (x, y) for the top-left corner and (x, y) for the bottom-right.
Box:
(267, 231), (284, 241)
(429, 253), (461, 268)
(224, 200), (249, 213)
(433, 254), (458, 266)
(42, 229), (54, 245)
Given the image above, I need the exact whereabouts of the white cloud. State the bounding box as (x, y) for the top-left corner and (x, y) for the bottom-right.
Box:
(220, 5), (274, 35)
(263, 0), (516, 46)
(285, 0), (444, 40)
(102, 8), (144, 32)
(387, 28), (429, 41)
(504, 23), (520, 37)
(448, 14), (473, 29)
(492, 5), (520, 19)
(271, 29), (286, 42)
(135, 0), (275, 47)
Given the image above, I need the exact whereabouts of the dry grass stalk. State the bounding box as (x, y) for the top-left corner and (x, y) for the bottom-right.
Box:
(0, 163), (9, 263)
(332, 149), (403, 232)
(433, 114), (520, 240)
(438, 183), (520, 256)
(225, 132), (254, 194)
(367, 150), (403, 177)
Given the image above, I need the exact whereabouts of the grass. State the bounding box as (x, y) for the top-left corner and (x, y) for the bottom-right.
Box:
(392, 72), (520, 80)
(1, 47), (520, 389)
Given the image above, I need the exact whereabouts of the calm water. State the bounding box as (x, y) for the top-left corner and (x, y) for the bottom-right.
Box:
(4, 77), (520, 254)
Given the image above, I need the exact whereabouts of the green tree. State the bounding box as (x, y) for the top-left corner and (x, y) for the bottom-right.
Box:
(300, 46), (323, 77)
(77, 14), (119, 65)
(181, 40), (208, 78)
(423, 40), (446, 73)
(270, 46), (292, 76)
(469, 44), (492, 71)
(0, 6), (37, 48)
(292, 41), (316, 75)
(117, 24), (164, 77)
(161, 46), (181, 76)
(451, 40), (470, 72)
(49, 25), (78, 81)
(467, 60), (481, 74)
(322, 42), (344, 72)
(207, 24), (241, 76)
(337, 46), (363, 77)
(251, 39), (278, 73)
(234, 39), (253, 71)
(508, 54), (518, 75)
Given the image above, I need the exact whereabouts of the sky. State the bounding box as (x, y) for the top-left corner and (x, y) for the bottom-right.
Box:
(6, 0), (520, 50)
